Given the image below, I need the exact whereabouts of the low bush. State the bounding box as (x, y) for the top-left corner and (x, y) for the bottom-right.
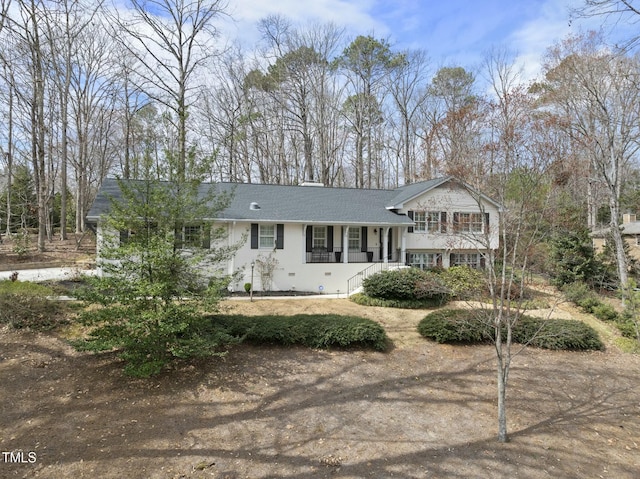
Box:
(417, 309), (492, 343)
(520, 318), (604, 351)
(439, 266), (486, 299)
(592, 303), (619, 322)
(0, 280), (68, 330)
(616, 311), (640, 340)
(212, 313), (389, 351)
(363, 268), (448, 302)
(350, 293), (446, 309)
(518, 298), (552, 310)
(417, 309), (604, 351)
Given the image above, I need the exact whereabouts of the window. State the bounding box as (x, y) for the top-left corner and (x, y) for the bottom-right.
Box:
(450, 253), (483, 269)
(455, 213), (484, 233)
(427, 212), (441, 233)
(183, 225), (202, 247)
(413, 211), (426, 232)
(251, 224), (284, 249)
(259, 224), (275, 248)
(313, 226), (327, 249)
(409, 252), (442, 270)
(410, 211), (444, 233)
(348, 228), (361, 250)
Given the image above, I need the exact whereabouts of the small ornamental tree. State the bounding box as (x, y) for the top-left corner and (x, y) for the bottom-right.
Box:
(75, 160), (244, 377)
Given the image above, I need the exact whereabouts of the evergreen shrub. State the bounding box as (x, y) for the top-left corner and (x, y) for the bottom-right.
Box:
(418, 309), (604, 351)
(212, 314), (389, 351)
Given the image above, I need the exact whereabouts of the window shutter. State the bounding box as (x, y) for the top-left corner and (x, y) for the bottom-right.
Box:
(306, 226), (313, 252)
(450, 253), (456, 266)
(202, 223), (211, 249)
(119, 230), (129, 245)
(276, 224), (284, 249)
(436, 253), (443, 267)
(361, 226), (368, 252)
(480, 254), (486, 269)
(327, 226), (334, 252)
(440, 212), (447, 233)
(453, 212), (459, 233)
(408, 211), (414, 233)
(251, 223), (258, 249)
(484, 212), (490, 234)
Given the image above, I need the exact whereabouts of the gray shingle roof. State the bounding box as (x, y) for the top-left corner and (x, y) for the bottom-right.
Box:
(87, 178), (420, 226)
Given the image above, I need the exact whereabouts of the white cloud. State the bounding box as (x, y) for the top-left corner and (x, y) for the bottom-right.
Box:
(220, 0), (386, 50)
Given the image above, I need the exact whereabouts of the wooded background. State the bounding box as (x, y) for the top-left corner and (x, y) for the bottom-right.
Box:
(1, 0), (640, 261)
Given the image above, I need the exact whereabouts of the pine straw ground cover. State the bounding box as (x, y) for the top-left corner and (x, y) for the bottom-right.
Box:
(1, 298), (639, 479)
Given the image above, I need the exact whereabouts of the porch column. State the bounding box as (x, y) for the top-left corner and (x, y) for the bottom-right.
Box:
(302, 224), (308, 264)
(343, 226), (349, 263)
(228, 221), (236, 276)
(401, 227), (407, 264)
(383, 227), (390, 264)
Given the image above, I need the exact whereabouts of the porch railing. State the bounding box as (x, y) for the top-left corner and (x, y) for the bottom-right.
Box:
(347, 262), (405, 295)
(305, 247), (399, 264)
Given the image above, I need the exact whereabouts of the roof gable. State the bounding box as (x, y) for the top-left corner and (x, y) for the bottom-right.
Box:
(386, 176), (503, 211)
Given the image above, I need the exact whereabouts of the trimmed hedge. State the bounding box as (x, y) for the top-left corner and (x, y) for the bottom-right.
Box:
(350, 293), (445, 309)
(418, 309), (604, 351)
(362, 268), (449, 302)
(211, 313), (389, 351)
(0, 280), (68, 330)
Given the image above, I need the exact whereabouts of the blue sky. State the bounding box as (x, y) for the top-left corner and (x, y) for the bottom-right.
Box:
(223, 0), (624, 81)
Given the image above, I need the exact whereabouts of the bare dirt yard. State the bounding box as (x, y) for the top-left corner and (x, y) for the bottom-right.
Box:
(2, 295), (640, 479)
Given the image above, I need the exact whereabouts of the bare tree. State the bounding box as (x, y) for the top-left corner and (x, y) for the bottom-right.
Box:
(542, 32), (640, 296)
(108, 0), (227, 181)
(44, 0), (103, 239)
(388, 49), (430, 185)
(459, 51), (557, 443)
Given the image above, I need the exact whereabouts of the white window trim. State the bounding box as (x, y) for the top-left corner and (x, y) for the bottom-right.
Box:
(348, 227), (361, 250)
(456, 212), (484, 233)
(313, 226), (327, 249)
(259, 224), (275, 249)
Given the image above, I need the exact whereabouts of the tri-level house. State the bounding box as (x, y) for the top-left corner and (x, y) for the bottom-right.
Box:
(86, 176), (502, 294)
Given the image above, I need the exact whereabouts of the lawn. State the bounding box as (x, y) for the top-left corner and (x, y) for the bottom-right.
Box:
(1, 297), (639, 478)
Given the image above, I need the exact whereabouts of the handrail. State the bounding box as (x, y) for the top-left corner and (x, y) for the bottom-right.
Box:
(347, 262), (403, 295)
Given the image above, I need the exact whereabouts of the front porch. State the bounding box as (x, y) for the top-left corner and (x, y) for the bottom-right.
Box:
(303, 224), (406, 265)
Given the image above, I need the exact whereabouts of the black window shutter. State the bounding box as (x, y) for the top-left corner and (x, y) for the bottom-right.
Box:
(484, 212), (490, 234)
(440, 212), (447, 233)
(361, 226), (368, 252)
(276, 224), (284, 249)
(480, 253), (486, 269)
(119, 230), (129, 245)
(327, 226), (334, 252)
(450, 253), (456, 266)
(306, 226), (313, 252)
(202, 223), (211, 249)
(408, 211), (414, 233)
(453, 212), (459, 232)
(251, 223), (258, 249)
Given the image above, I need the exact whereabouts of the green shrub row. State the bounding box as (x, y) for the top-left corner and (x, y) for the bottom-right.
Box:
(418, 309), (604, 351)
(350, 293), (445, 309)
(561, 282), (637, 338)
(0, 280), (68, 330)
(211, 313), (389, 351)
